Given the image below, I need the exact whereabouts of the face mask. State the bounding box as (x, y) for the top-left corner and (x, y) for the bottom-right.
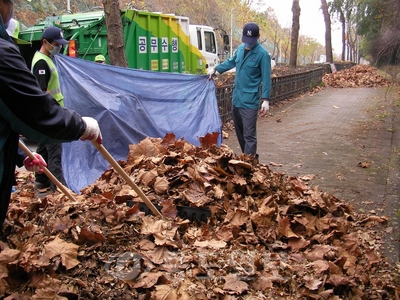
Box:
(244, 42), (256, 49)
(46, 41), (61, 56)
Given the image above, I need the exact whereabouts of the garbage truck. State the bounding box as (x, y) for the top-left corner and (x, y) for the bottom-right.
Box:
(18, 9), (223, 74)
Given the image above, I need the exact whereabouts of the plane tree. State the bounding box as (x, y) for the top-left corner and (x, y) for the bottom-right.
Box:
(356, 0), (400, 65)
(102, 0), (127, 67)
(298, 36), (324, 64)
(321, 0), (333, 63)
(289, 0), (300, 67)
(329, 0), (357, 62)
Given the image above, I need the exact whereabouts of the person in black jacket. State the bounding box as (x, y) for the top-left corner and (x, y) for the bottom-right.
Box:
(0, 0), (102, 240)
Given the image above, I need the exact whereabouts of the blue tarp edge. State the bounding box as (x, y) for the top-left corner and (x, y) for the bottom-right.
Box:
(55, 55), (222, 192)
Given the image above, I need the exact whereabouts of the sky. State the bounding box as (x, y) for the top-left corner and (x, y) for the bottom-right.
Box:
(259, 0), (342, 55)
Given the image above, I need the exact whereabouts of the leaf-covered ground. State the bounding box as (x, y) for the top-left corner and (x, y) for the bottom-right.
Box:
(322, 65), (390, 88)
(3, 133), (399, 299)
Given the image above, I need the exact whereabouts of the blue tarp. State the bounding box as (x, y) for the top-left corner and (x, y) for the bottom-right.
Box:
(54, 55), (221, 193)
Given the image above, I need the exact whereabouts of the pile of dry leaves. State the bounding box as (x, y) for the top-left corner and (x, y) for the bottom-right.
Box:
(3, 133), (399, 299)
(322, 65), (390, 88)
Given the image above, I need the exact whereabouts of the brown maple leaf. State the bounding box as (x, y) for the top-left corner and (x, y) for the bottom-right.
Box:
(223, 274), (249, 294)
(151, 284), (177, 300)
(75, 228), (105, 246)
(160, 199), (178, 219)
(44, 237), (80, 270)
(133, 272), (166, 289)
(142, 247), (175, 265)
(161, 133), (176, 147)
(198, 132), (220, 149)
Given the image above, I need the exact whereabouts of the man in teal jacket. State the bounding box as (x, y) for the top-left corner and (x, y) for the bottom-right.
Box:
(208, 22), (271, 162)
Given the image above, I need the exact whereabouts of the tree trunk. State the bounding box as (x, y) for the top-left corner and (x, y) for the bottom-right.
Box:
(347, 29), (354, 62)
(289, 0), (300, 67)
(276, 40), (281, 63)
(102, 0), (127, 67)
(340, 12), (346, 61)
(321, 0), (333, 63)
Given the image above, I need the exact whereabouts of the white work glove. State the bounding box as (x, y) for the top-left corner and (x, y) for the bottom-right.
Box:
(81, 117), (103, 144)
(207, 67), (216, 80)
(23, 153), (47, 173)
(260, 99), (270, 117)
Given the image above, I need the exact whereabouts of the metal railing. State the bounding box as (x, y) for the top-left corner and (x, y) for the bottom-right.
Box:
(216, 85), (233, 123)
(216, 64), (333, 123)
(270, 67), (325, 104)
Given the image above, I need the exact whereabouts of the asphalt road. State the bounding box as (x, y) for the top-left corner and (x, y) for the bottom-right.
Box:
(223, 86), (400, 264)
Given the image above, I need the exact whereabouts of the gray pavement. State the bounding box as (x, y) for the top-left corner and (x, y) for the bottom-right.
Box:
(223, 86), (400, 264)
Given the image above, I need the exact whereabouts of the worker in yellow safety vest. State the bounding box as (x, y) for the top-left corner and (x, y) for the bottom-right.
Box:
(31, 26), (70, 191)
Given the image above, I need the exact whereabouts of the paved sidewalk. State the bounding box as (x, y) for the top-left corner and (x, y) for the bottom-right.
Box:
(224, 86), (400, 263)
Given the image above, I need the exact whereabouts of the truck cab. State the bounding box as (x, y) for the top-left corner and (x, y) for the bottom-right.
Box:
(189, 25), (220, 69)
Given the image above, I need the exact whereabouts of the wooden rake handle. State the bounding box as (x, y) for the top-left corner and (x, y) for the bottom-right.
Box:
(18, 140), (77, 202)
(91, 141), (162, 217)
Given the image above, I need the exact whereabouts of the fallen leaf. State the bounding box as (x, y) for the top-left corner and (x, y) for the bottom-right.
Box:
(44, 237), (80, 270)
(223, 274), (249, 294)
(304, 275), (323, 290)
(194, 239), (227, 249)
